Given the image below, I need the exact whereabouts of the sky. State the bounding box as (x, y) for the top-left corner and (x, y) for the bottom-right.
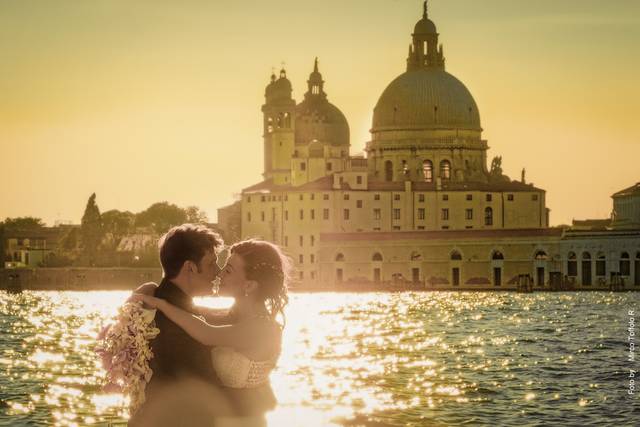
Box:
(1, 0), (639, 226)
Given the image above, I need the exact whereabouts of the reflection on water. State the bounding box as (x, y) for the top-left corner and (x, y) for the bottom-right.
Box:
(0, 291), (637, 426)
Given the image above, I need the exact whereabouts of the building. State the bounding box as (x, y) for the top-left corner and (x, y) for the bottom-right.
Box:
(230, 3), (640, 289)
(3, 227), (66, 269)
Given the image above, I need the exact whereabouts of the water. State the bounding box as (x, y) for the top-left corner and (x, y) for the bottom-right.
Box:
(0, 291), (637, 426)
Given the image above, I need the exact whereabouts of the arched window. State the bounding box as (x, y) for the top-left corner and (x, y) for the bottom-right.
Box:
(534, 251), (548, 260)
(620, 252), (631, 276)
(567, 252), (577, 277)
(450, 251), (462, 261)
(384, 160), (393, 182)
(422, 160), (433, 182)
(440, 160), (451, 181)
(582, 252), (591, 260)
(372, 252), (383, 262)
(335, 253), (345, 262)
(492, 250), (504, 260)
(484, 207), (493, 226)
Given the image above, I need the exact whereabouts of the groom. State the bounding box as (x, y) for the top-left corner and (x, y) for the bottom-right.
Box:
(129, 224), (230, 426)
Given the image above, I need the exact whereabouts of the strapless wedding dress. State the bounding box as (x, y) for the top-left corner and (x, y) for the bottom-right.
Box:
(211, 347), (277, 389)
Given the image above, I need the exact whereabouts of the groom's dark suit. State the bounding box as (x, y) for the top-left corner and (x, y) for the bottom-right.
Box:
(129, 278), (224, 425)
(129, 278), (277, 426)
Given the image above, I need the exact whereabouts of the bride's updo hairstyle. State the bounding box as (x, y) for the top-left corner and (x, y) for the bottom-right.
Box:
(230, 239), (290, 324)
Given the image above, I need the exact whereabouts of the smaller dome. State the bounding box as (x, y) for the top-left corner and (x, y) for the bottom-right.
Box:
(265, 69), (292, 102)
(414, 17), (437, 34)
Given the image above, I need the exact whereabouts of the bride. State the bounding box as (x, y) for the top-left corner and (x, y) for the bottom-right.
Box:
(131, 238), (289, 424)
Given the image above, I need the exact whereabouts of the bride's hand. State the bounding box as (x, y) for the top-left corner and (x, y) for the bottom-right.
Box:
(129, 293), (164, 310)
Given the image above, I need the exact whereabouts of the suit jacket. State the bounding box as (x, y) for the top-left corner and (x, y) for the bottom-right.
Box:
(129, 278), (277, 425)
(129, 278), (222, 425)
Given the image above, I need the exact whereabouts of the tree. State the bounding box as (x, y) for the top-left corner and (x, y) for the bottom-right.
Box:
(185, 206), (209, 225)
(3, 217), (45, 230)
(135, 202), (187, 234)
(102, 210), (135, 247)
(0, 222), (5, 267)
(80, 193), (104, 266)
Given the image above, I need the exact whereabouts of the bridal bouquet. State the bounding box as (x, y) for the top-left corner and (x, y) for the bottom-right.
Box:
(95, 301), (160, 415)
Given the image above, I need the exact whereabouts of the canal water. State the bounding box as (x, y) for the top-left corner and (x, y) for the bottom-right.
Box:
(0, 291), (637, 426)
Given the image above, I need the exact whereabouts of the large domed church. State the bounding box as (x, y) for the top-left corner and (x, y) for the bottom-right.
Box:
(222, 2), (640, 290)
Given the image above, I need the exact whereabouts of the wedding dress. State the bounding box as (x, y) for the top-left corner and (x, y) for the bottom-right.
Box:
(211, 346), (278, 389)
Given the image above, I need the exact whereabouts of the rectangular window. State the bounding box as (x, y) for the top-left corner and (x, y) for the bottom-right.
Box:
(300, 162), (306, 171)
(357, 200), (363, 208)
(311, 209), (315, 220)
(299, 209), (304, 220)
(344, 194), (350, 201)
(417, 225), (425, 230)
(507, 194), (514, 201)
(486, 194), (492, 202)
(323, 194), (329, 200)
(442, 194), (449, 201)
(418, 208), (425, 220)
(326, 162), (333, 171)
(299, 194), (304, 201)
(343, 209), (350, 220)
(310, 254), (315, 264)
(247, 212), (251, 222)
(532, 194), (539, 201)
(373, 208), (381, 220)
(261, 211), (265, 222)
(285, 210), (289, 221)
(299, 254), (303, 264)
(394, 194), (400, 201)
(466, 194), (473, 201)
(299, 271), (304, 280)
(442, 208), (449, 220)
(465, 209), (473, 220)
(261, 195), (266, 202)
(323, 209), (329, 220)
(299, 235), (303, 246)
(393, 208), (401, 220)
(356, 176), (363, 185)
(310, 235), (315, 246)
(311, 193), (315, 200)
(393, 225), (401, 230)
(442, 225), (449, 230)
(374, 194), (380, 201)
(418, 194), (425, 202)
(247, 196), (252, 203)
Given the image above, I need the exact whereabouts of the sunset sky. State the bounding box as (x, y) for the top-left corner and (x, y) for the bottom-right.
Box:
(1, 0), (639, 226)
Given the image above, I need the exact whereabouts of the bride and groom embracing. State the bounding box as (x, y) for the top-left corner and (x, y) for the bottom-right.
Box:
(124, 224), (289, 426)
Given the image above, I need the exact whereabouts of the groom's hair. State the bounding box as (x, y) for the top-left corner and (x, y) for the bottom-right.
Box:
(159, 224), (222, 279)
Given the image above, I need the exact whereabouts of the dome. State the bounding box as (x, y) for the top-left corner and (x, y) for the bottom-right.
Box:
(265, 70), (293, 102)
(295, 98), (350, 146)
(372, 69), (481, 132)
(414, 17), (436, 34)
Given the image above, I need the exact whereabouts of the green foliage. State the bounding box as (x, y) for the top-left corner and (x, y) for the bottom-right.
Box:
(0, 222), (5, 267)
(185, 206), (209, 225)
(3, 217), (45, 230)
(102, 210), (135, 246)
(80, 193), (104, 265)
(135, 202), (188, 234)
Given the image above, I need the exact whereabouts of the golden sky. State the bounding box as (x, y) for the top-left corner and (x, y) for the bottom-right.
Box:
(1, 0), (639, 226)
